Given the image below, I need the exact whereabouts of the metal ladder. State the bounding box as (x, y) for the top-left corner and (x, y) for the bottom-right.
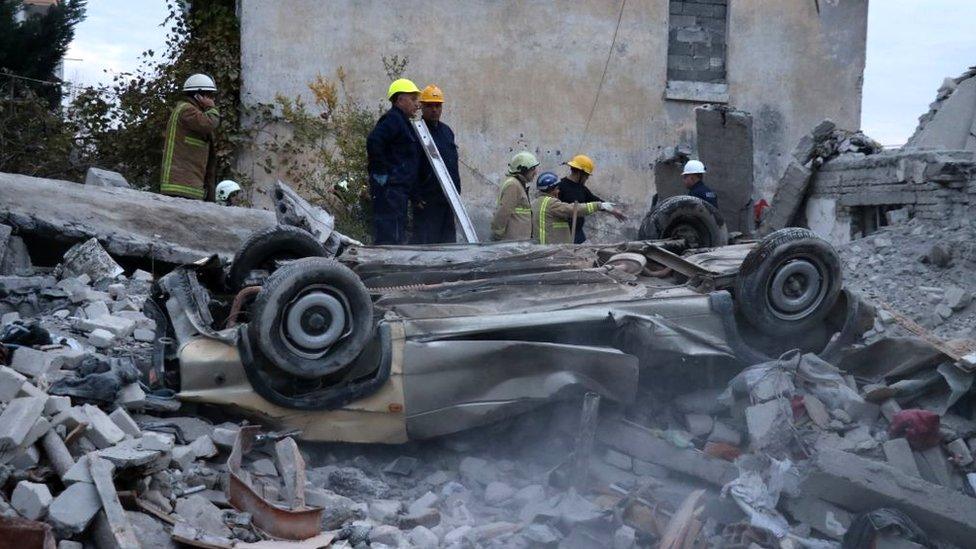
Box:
(410, 118), (480, 243)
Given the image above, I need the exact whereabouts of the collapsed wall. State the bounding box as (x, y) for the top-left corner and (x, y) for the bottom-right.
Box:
(805, 150), (976, 244)
(0, 172), (276, 265)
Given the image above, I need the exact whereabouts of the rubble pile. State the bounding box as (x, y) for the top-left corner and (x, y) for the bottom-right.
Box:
(838, 216), (976, 340)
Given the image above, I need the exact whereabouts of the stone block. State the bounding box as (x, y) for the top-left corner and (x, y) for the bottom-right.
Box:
(82, 404), (126, 449)
(116, 383), (147, 408)
(171, 445), (195, 471)
(88, 329), (116, 349)
(109, 407), (141, 438)
(1, 311), (19, 325)
(84, 301), (110, 319)
(915, 446), (956, 488)
(745, 399), (791, 451)
(64, 454), (93, 484)
(189, 434), (217, 459)
(44, 395), (72, 417)
(46, 481), (103, 536)
(0, 365), (28, 402)
(802, 448), (976, 548)
(11, 347), (62, 378)
(0, 396), (46, 453)
(133, 329), (155, 343)
(763, 160), (814, 231)
(946, 439), (972, 466)
(84, 167), (130, 188)
(782, 496), (851, 540)
(12, 480), (53, 520)
(77, 315), (135, 338)
(882, 438), (921, 477)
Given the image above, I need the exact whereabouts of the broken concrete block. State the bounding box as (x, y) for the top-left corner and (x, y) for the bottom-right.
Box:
(762, 160), (813, 232)
(803, 448), (976, 548)
(174, 495), (231, 538)
(945, 287), (972, 311)
(484, 481), (516, 505)
(915, 446), (955, 488)
(0, 366), (28, 402)
(10, 445), (40, 469)
(0, 311), (19, 325)
(12, 480), (53, 520)
(883, 438), (922, 477)
(51, 406), (88, 432)
(274, 437), (306, 509)
(59, 237), (124, 281)
(251, 457), (277, 476)
(44, 395), (71, 417)
(46, 481), (103, 536)
(1, 236), (32, 275)
(132, 329), (155, 343)
(84, 301), (110, 319)
(84, 167), (130, 188)
(18, 380), (46, 399)
(368, 499), (401, 524)
(88, 329), (116, 349)
(63, 454), (93, 485)
(408, 491), (439, 517)
(170, 446), (195, 471)
(946, 438), (973, 466)
(880, 399), (903, 422)
(108, 407), (141, 438)
(782, 496), (851, 540)
(211, 426), (239, 448)
(132, 269), (153, 282)
(82, 404), (126, 449)
(745, 399), (791, 451)
(382, 455), (418, 477)
(409, 525), (439, 547)
(803, 395), (831, 428)
(116, 383), (147, 408)
(97, 443), (160, 470)
(11, 347), (61, 378)
(459, 456), (497, 486)
(613, 524), (637, 549)
(189, 435), (217, 459)
(0, 396), (46, 455)
(77, 315), (135, 338)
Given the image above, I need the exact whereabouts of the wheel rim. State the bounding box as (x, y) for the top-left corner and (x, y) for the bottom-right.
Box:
(281, 287), (348, 357)
(767, 257), (827, 321)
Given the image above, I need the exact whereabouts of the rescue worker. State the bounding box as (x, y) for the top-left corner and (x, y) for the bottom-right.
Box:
(532, 172), (625, 244)
(556, 154), (604, 244)
(160, 73), (221, 201)
(411, 84), (460, 244)
(366, 78), (423, 245)
(681, 160), (718, 208)
(490, 151), (539, 241)
(215, 180), (243, 207)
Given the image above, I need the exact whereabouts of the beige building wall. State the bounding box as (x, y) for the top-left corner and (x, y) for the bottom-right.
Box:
(239, 0), (868, 241)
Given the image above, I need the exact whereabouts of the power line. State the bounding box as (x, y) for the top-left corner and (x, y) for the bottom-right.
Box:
(577, 0), (628, 153)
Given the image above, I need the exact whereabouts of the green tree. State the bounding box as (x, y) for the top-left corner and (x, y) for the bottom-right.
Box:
(0, 0), (87, 104)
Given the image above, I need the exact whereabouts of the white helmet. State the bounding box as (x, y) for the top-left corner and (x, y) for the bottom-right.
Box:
(216, 180), (241, 202)
(183, 73), (217, 93)
(682, 159), (706, 175)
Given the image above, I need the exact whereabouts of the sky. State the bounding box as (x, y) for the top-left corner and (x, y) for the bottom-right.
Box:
(64, 1), (976, 147)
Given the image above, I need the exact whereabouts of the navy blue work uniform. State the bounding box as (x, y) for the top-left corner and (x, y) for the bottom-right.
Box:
(688, 180), (718, 208)
(411, 119), (460, 244)
(366, 106), (421, 245)
(556, 177), (602, 244)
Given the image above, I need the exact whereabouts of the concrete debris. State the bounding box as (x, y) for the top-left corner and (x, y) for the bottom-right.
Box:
(84, 167), (131, 189)
(11, 480), (53, 520)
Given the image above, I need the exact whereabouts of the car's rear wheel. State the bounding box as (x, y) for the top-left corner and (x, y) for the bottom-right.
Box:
(248, 257), (374, 379)
(637, 195), (728, 248)
(227, 225), (328, 291)
(735, 228), (842, 336)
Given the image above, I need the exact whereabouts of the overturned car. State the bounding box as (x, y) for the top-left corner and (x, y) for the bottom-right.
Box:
(148, 188), (868, 444)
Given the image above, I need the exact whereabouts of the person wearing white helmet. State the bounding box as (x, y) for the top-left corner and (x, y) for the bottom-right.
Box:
(159, 73), (221, 201)
(215, 180), (242, 206)
(681, 160), (718, 208)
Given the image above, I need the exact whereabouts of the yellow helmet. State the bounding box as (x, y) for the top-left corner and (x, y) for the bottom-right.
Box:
(387, 78), (420, 100)
(566, 154), (595, 175)
(420, 84), (445, 103)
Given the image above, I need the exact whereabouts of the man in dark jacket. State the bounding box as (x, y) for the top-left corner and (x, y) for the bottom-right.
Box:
(557, 154), (608, 244)
(366, 78), (422, 245)
(411, 84), (460, 244)
(681, 160), (718, 208)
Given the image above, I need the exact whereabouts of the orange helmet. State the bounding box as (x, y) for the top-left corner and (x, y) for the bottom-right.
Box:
(420, 84), (445, 103)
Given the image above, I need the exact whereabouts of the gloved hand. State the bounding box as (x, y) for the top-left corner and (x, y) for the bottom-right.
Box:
(600, 202), (616, 211)
(373, 174), (389, 187)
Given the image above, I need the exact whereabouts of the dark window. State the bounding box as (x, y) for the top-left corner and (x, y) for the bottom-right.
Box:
(667, 0), (728, 84)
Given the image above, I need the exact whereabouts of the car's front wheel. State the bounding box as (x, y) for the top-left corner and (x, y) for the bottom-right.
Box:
(248, 257), (374, 379)
(735, 228), (842, 336)
(637, 195), (729, 248)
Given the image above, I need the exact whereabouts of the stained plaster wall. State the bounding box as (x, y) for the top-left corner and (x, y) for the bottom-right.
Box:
(238, 0), (867, 241)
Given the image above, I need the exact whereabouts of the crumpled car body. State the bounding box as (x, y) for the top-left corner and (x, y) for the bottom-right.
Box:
(153, 235), (867, 444)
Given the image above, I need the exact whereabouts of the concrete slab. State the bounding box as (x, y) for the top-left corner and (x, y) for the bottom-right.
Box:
(882, 438), (921, 477)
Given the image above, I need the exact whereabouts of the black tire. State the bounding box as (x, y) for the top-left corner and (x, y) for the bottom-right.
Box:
(227, 225), (327, 290)
(735, 228), (842, 336)
(637, 196), (728, 248)
(248, 257), (374, 379)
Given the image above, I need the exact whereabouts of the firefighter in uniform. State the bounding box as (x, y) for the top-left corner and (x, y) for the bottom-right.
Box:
(160, 73), (221, 201)
(531, 171), (624, 244)
(489, 151), (539, 241)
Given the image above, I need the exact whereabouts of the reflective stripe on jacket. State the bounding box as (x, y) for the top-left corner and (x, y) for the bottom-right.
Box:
(531, 195), (600, 244)
(490, 175), (532, 241)
(160, 100), (220, 200)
